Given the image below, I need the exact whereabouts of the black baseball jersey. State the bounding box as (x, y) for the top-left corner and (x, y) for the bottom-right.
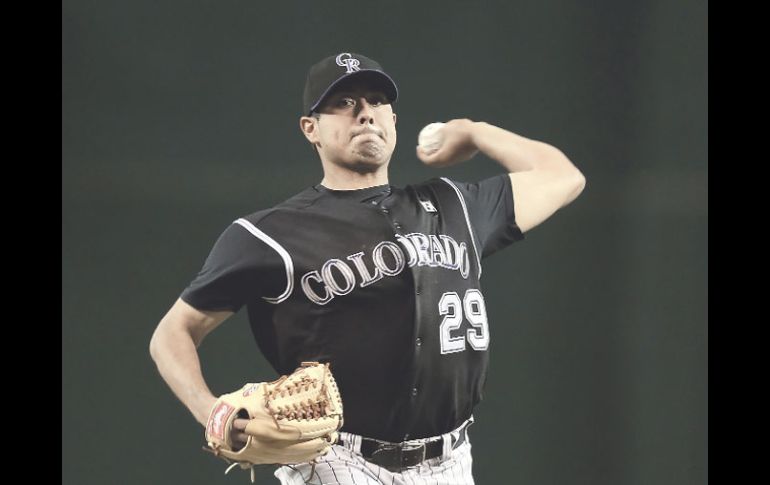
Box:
(181, 174), (524, 442)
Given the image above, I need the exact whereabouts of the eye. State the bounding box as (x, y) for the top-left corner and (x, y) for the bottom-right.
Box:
(368, 95), (386, 107)
(338, 97), (356, 108)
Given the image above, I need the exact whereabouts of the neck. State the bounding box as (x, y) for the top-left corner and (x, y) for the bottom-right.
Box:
(320, 163), (390, 190)
(320, 173), (389, 190)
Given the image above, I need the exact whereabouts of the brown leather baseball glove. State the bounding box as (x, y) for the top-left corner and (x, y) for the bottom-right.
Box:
(203, 361), (343, 482)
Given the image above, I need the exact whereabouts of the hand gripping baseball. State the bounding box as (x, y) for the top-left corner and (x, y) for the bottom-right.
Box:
(416, 118), (479, 168)
(204, 362), (344, 482)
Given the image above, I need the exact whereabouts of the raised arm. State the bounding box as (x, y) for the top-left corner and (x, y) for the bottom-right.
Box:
(149, 298), (233, 425)
(417, 119), (586, 232)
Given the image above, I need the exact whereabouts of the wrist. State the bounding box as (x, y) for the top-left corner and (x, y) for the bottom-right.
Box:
(197, 395), (218, 427)
(468, 121), (489, 145)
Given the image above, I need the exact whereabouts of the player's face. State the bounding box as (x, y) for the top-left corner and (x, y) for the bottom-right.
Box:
(302, 80), (397, 172)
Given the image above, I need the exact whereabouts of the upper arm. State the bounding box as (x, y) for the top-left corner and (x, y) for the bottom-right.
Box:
(508, 152), (586, 233)
(180, 220), (288, 312)
(154, 297), (234, 348)
(446, 175), (525, 258)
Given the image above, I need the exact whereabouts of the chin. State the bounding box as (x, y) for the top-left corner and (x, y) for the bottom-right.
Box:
(349, 146), (390, 169)
(347, 158), (388, 174)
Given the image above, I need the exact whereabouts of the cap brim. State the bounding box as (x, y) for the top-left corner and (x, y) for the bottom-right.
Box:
(308, 70), (399, 114)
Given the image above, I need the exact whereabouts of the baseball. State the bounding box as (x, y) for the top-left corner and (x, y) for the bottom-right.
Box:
(418, 122), (446, 154)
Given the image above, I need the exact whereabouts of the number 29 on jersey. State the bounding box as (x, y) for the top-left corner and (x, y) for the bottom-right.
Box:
(438, 289), (489, 354)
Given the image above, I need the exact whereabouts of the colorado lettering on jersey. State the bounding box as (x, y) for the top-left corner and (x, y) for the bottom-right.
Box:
(300, 232), (470, 305)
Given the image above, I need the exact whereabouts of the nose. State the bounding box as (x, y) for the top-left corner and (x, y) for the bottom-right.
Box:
(355, 99), (375, 125)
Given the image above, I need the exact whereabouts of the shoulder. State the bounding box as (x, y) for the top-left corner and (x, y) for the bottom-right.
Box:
(405, 177), (478, 204)
(405, 175), (515, 219)
(407, 177), (450, 191)
(407, 176), (503, 194)
(274, 186), (326, 210)
(235, 187), (324, 227)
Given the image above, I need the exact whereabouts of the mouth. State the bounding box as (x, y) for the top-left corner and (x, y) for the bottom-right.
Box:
(352, 129), (384, 141)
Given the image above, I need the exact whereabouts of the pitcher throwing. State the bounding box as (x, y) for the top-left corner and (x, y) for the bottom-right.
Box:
(150, 52), (586, 484)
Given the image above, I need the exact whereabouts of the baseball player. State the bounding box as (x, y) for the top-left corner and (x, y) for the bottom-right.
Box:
(150, 52), (586, 484)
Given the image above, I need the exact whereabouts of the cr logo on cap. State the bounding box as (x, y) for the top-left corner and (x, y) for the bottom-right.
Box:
(336, 53), (361, 73)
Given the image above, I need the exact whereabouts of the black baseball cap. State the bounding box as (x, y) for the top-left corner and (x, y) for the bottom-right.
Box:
(303, 52), (398, 115)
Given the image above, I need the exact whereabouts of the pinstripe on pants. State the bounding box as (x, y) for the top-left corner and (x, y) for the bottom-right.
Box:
(274, 421), (474, 485)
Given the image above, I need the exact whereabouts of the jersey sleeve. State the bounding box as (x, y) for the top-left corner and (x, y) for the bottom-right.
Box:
(180, 221), (286, 312)
(452, 173), (524, 258)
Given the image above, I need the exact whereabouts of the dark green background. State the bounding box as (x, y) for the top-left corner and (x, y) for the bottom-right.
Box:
(62, 1), (707, 484)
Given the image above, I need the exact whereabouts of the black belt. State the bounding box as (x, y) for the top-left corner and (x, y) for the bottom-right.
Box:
(340, 421), (471, 473)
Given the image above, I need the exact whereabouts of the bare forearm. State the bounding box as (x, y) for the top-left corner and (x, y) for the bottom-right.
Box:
(470, 121), (577, 174)
(150, 326), (217, 426)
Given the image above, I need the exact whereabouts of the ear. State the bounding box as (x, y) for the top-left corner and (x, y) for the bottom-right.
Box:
(299, 116), (320, 145)
(393, 112), (397, 125)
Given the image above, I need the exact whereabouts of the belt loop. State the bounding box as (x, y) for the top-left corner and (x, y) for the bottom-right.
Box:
(339, 431), (362, 454)
(444, 416), (473, 458)
(442, 433), (453, 459)
(442, 422), (458, 459)
(353, 434), (362, 454)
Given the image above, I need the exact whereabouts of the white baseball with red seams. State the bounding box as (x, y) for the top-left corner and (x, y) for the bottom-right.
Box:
(418, 122), (446, 154)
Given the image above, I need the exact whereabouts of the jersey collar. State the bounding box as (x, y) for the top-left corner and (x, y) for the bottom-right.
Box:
(314, 183), (392, 204)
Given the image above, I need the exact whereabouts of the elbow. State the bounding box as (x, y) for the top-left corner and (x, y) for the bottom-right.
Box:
(149, 330), (160, 363)
(149, 326), (166, 363)
(573, 169), (586, 197)
(557, 148), (585, 198)
(559, 165), (586, 207)
(550, 148), (585, 196)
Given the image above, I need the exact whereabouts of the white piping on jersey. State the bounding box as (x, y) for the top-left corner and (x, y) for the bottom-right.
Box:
(439, 177), (482, 278)
(234, 218), (294, 304)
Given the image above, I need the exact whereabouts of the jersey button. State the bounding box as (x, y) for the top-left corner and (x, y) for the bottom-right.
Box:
(381, 209), (389, 214)
(394, 223), (402, 230)
(412, 387), (418, 396)
(415, 338), (422, 346)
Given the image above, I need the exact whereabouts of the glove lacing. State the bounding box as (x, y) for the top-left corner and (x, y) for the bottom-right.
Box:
(224, 461), (257, 483)
(205, 363), (340, 483)
(265, 363), (336, 428)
